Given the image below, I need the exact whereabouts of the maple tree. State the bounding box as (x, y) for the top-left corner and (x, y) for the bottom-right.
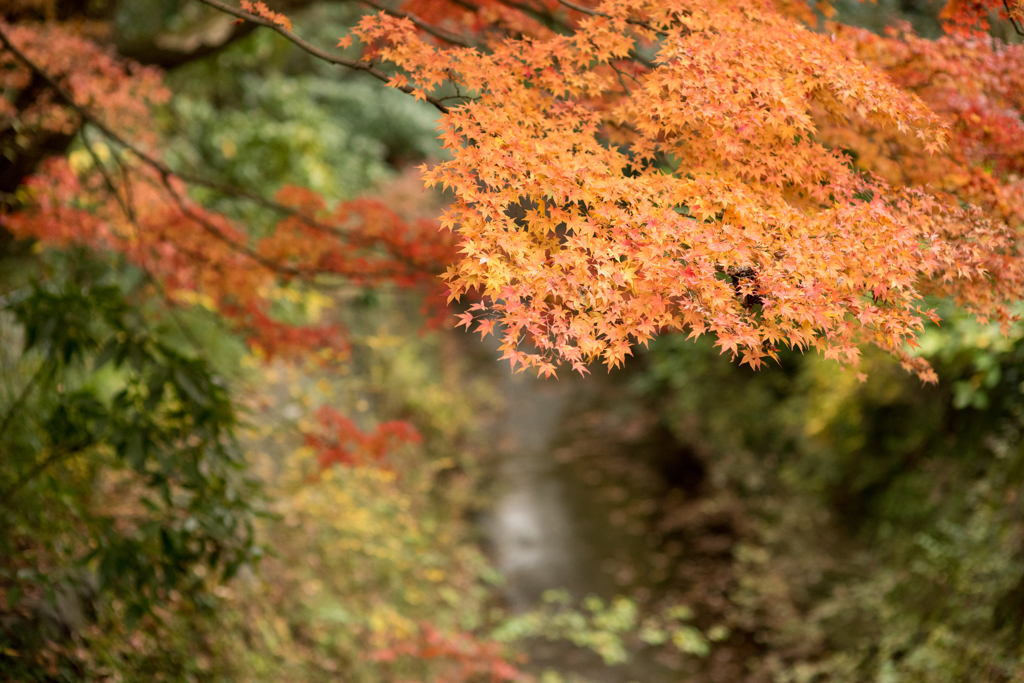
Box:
(350, 0), (1024, 380)
(2, 0), (1023, 384)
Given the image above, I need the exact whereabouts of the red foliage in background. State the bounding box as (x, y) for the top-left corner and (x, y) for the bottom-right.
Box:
(371, 623), (525, 683)
(305, 405), (422, 468)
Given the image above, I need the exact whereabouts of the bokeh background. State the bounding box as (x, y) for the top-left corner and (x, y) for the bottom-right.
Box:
(3, 1), (1024, 681)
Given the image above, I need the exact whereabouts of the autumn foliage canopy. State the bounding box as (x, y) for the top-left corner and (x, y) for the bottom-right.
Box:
(3, 0), (1024, 384)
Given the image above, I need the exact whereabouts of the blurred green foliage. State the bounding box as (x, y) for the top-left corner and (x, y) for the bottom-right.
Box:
(0, 249), (261, 680)
(0, 3), (465, 679)
(492, 589), (724, 666)
(161, 3), (442, 207)
(638, 311), (1024, 680)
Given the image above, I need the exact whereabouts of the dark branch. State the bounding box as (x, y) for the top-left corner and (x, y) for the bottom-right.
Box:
(1004, 0), (1024, 35)
(0, 24), (446, 284)
(0, 359), (49, 448)
(192, 0), (451, 113)
(552, 0), (666, 34)
(0, 444), (87, 513)
(0, 26), (365, 237)
(553, 0), (601, 16)
(116, 20), (260, 68)
(359, 0), (477, 47)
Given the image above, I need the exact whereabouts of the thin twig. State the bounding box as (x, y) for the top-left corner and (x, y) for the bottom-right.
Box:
(193, 0), (451, 113)
(1004, 0), (1024, 34)
(613, 60), (644, 87)
(552, 0), (665, 33)
(553, 0), (600, 16)
(117, 147), (138, 217)
(0, 358), (50, 447)
(609, 62), (633, 95)
(142, 270), (213, 359)
(159, 176), (309, 277)
(80, 129), (137, 224)
(359, 0), (477, 47)
(0, 445), (87, 512)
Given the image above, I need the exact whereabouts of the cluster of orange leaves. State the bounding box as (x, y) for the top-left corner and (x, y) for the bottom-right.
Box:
(819, 22), (1024, 366)
(344, 0), (1024, 380)
(5, 1), (1024, 387)
(939, 0), (1024, 35)
(239, 0), (294, 30)
(825, 22), (1024, 230)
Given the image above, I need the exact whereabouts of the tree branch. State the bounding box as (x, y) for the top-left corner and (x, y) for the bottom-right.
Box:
(1004, 0), (1024, 34)
(0, 358), (49, 447)
(551, 0), (665, 33)
(1, 25), (449, 293)
(0, 26), (387, 245)
(359, 0), (477, 47)
(117, 21), (260, 68)
(0, 444), (87, 513)
(191, 0), (451, 113)
(552, 0), (601, 16)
